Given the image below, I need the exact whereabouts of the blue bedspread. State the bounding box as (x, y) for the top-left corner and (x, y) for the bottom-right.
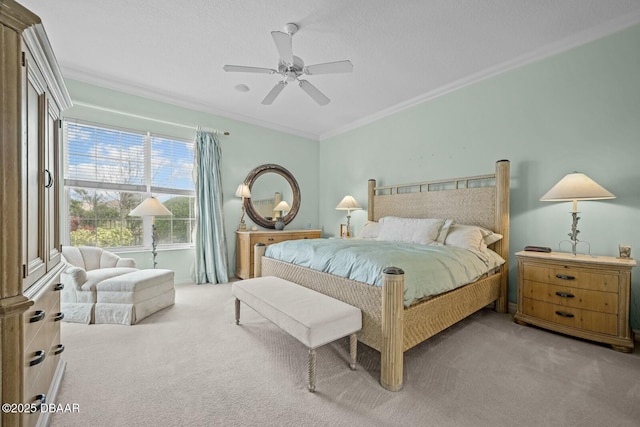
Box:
(265, 238), (504, 307)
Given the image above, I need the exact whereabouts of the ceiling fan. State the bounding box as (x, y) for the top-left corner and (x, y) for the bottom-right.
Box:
(223, 23), (353, 106)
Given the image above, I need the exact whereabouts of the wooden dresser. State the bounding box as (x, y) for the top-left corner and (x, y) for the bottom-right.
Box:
(514, 251), (636, 352)
(236, 229), (321, 279)
(1, 2), (72, 426)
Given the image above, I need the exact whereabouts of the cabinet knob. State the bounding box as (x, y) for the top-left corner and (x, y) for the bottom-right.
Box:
(54, 283), (64, 291)
(34, 393), (46, 408)
(29, 350), (46, 366)
(43, 169), (54, 188)
(30, 310), (45, 323)
(555, 291), (575, 298)
(555, 311), (575, 318)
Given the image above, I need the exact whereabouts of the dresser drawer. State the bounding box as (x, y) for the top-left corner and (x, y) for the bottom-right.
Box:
(522, 281), (618, 314)
(523, 264), (619, 293)
(237, 230), (321, 279)
(521, 297), (617, 335)
(252, 234), (291, 246)
(23, 280), (61, 351)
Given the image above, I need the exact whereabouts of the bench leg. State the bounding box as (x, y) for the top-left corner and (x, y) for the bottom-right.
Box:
(349, 333), (357, 370)
(308, 348), (316, 393)
(235, 298), (240, 325)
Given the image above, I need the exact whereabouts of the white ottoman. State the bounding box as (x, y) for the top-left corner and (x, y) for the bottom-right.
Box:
(233, 276), (362, 392)
(94, 269), (175, 325)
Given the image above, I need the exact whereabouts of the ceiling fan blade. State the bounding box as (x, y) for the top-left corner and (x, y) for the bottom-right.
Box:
(304, 60), (353, 75)
(261, 81), (287, 105)
(298, 79), (330, 106)
(271, 31), (293, 65)
(223, 65), (275, 74)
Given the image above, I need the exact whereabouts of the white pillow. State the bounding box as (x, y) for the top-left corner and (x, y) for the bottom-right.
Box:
(444, 224), (488, 253)
(357, 221), (381, 239)
(377, 216), (445, 245)
(483, 230), (503, 245)
(436, 219), (454, 244)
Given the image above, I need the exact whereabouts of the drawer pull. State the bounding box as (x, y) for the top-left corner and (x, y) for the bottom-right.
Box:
(54, 312), (65, 321)
(34, 393), (46, 407)
(555, 311), (575, 318)
(555, 291), (575, 298)
(268, 238), (274, 241)
(53, 344), (65, 355)
(29, 350), (46, 366)
(54, 283), (64, 291)
(556, 274), (575, 280)
(30, 310), (45, 323)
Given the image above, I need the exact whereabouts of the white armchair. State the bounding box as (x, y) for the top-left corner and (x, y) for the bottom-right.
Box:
(61, 246), (138, 323)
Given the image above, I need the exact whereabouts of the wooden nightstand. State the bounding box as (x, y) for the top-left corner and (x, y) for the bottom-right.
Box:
(236, 229), (321, 279)
(514, 251), (636, 352)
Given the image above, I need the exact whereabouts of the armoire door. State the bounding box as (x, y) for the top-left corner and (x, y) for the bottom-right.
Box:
(44, 94), (61, 270)
(21, 48), (47, 291)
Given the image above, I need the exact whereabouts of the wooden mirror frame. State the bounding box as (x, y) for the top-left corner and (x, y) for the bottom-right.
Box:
(243, 164), (301, 229)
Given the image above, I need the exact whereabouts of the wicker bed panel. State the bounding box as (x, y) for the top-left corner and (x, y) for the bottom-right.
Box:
(373, 187), (496, 231)
(262, 257), (384, 351)
(403, 273), (501, 351)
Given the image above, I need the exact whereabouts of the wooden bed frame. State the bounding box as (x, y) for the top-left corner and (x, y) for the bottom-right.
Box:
(254, 160), (510, 391)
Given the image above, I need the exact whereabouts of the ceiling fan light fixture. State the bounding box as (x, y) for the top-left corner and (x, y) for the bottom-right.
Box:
(223, 22), (352, 106)
(283, 23), (299, 35)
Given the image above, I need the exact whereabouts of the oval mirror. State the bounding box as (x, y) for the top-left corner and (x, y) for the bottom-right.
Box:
(243, 164), (300, 229)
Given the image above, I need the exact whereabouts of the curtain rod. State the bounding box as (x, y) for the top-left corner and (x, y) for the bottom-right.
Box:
(73, 101), (230, 135)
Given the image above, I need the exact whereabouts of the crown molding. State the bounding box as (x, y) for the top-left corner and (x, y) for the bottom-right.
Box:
(62, 67), (319, 141)
(319, 11), (640, 141)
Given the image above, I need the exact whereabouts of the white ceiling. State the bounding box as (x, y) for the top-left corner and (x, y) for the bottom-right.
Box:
(19, 0), (640, 140)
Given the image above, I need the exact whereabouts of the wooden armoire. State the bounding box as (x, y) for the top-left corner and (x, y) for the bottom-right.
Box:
(1, 1), (72, 426)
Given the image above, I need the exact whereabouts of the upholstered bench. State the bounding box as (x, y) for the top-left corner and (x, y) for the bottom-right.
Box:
(232, 276), (362, 392)
(94, 269), (175, 325)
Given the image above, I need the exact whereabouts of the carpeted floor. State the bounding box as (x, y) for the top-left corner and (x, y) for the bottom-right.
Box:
(51, 282), (640, 427)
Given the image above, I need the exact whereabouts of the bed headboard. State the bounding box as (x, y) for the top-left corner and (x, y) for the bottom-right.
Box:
(368, 160), (510, 309)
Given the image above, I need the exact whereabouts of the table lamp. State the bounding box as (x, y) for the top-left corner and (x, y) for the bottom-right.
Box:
(273, 200), (291, 230)
(335, 195), (361, 237)
(540, 172), (615, 255)
(235, 184), (251, 231)
(129, 196), (172, 268)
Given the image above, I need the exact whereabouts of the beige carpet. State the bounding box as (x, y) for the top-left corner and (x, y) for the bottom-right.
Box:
(51, 282), (640, 427)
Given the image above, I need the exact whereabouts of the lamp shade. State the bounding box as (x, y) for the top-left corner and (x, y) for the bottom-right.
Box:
(273, 200), (291, 212)
(335, 195), (361, 211)
(235, 184), (251, 198)
(129, 197), (172, 217)
(540, 172), (615, 202)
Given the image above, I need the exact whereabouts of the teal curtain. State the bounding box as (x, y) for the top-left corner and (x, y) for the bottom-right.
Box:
(194, 130), (229, 284)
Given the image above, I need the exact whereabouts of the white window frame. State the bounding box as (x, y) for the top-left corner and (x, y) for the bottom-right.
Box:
(62, 119), (196, 251)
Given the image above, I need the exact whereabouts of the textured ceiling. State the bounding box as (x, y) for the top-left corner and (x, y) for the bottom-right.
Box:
(18, 0), (640, 140)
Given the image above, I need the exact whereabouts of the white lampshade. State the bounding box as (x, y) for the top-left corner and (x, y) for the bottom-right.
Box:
(540, 172), (615, 211)
(274, 200), (291, 212)
(129, 197), (172, 217)
(336, 195), (361, 212)
(235, 184), (251, 198)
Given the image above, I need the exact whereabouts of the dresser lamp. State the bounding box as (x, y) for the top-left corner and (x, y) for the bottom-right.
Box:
(129, 196), (172, 268)
(540, 172), (615, 255)
(335, 195), (361, 237)
(235, 184), (251, 231)
(273, 200), (291, 230)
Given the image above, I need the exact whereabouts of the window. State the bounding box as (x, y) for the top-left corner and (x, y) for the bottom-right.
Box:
(63, 120), (195, 249)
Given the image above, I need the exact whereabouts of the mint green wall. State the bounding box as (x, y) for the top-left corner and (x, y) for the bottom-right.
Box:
(319, 24), (640, 328)
(62, 80), (319, 281)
